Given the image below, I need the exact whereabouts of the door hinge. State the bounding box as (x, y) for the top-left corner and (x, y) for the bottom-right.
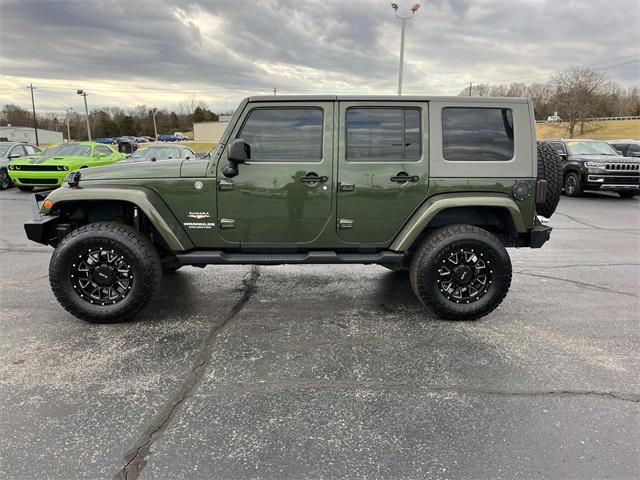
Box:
(338, 182), (355, 192)
(219, 179), (234, 191)
(219, 218), (236, 229)
(338, 218), (354, 229)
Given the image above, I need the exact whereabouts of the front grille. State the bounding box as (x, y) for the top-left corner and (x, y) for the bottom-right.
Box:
(18, 178), (59, 185)
(604, 163), (640, 171)
(12, 165), (61, 171)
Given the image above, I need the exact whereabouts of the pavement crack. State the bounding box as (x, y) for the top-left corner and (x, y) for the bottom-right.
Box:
(513, 270), (639, 298)
(554, 212), (605, 230)
(113, 266), (260, 480)
(219, 379), (640, 403)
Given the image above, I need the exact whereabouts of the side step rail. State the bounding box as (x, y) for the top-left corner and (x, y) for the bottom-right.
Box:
(175, 251), (405, 266)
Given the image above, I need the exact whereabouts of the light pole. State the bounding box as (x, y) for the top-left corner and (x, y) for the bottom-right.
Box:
(391, 3), (421, 95)
(150, 108), (158, 141)
(77, 89), (91, 141)
(66, 107), (73, 141)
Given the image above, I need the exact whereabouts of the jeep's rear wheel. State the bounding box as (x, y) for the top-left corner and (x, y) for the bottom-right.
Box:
(49, 222), (161, 323)
(409, 225), (512, 321)
(536, 142), (562, 217)
(564, 172), (583, 197)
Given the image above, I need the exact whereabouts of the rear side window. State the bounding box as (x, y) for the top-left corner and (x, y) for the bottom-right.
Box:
(346, 108), (421, 161)
(238, 108), (323, 162)
(94, 146), (112, 156)
(442, 107), (514, 161)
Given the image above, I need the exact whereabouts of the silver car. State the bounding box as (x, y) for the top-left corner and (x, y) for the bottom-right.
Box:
(0, 142), (42, 190)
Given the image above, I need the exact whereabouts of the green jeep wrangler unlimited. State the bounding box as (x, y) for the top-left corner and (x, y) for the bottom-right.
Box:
(25, 96), (561, 323)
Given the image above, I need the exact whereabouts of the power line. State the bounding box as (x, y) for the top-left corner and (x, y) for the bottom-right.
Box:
(475, 53), (640, 86)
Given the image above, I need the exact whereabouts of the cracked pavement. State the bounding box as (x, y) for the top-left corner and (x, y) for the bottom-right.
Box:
(0, 188), (638, 479)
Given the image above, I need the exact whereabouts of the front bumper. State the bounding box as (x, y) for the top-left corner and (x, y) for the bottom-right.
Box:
(7, 169), (67, 187)
(23, 193), (58, 245)
(583, 172), (640, 191)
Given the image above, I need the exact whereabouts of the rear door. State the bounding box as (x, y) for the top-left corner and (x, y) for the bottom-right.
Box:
(336, 101), (429, 244)
(216, 101), (334, 244)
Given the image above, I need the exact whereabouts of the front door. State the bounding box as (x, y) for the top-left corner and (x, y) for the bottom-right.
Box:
(217, 102), (334, 245)
(336, 101), (429, 244)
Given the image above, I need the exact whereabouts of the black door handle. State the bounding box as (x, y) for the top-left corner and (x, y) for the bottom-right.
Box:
(390, 172), (419, 183)
(300, 172), (328, 184)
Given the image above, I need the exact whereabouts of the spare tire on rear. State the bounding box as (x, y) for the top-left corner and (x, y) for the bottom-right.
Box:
(536, 141), (562, 218)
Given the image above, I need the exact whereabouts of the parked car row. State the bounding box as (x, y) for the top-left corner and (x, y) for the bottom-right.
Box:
(0, 142), (195, 190)
(542, 139), (640, 198)
(95, 136), (156, 144)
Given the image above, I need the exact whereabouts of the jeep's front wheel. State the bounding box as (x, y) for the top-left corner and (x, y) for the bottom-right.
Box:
(564, 172), (583, 197)
(49, 222), (161, 323)
(409, 225), (512, 321)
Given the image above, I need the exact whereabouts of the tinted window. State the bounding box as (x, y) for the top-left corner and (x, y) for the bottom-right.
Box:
(547, 142), (567, 155)
(442, 108), (514, 161)
(238, 108), (323, 161)
(627, 144), (640, 155)
(346, 108), (421, 161)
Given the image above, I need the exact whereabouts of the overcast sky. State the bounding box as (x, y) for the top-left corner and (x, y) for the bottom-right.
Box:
(0, 0), (638, 114)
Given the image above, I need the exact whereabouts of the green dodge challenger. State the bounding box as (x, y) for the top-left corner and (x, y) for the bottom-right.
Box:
(7, 142), (126, 191)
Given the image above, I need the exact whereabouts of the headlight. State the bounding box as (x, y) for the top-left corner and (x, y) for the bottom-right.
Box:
(585, 162), (605, 168)
(8, 165), (13, 170)
(56, 166), (69, 171)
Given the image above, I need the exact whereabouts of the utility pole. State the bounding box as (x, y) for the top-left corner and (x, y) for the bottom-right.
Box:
(391, 3), (421, 95)
(469, 82), (473, 96)
(28, 84), (39, 146)
(66, 107), (73, 141)
(273, 87), (277, 96)
(151, 108), (158, 141)
(77, 89), (91, 141)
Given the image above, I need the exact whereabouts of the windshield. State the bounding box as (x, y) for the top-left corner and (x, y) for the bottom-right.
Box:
(48, 144), (92, 157)
(129, 147), (183, 161)
(0, 145), (10, 156)
(566, 141), (619, 156)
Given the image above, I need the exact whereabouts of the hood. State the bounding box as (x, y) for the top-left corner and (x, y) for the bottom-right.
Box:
(569, 154), (640, 164)
(9, 155), (89, 165)
(77, 159), (185, 181)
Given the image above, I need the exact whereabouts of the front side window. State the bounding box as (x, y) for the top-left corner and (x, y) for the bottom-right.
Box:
(346, 108), (421, 162)
(442, 107), (514, 161)
(237, 108), (323, 162)
(10, 145), (26, 157)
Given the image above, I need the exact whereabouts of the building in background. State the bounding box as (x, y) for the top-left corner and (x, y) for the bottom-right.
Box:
(193, 115), (232, 143)
(0, 126), (63, 145)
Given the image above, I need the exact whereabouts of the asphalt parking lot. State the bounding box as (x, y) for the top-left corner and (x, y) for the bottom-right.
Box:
(0, 187), (638, 479)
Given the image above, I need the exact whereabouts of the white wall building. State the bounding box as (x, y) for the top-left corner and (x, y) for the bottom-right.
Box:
(193, 116), (232, 143)
(0, 126), (63, 145)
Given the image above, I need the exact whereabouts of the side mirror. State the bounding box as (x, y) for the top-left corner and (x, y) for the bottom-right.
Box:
(223, 139), (250, 178)
(228, 139), (250, 164)
(615, 149), (623, 156)
(150, 157), (157, 162)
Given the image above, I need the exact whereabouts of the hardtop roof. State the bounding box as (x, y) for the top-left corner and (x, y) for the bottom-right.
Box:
(246, 95), (530, 103)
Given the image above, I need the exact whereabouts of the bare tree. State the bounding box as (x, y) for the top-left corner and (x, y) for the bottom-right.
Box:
(551, 66), (606, 137)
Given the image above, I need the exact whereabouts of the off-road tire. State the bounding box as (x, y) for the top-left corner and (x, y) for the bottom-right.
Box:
(18, 186), (34, 192)
(563, 171), (583, 197)
(49, 222), (161, 323)
(618, 190), (638, 199)
(409, 225), (512, 321)
(0, 168), (11, 190)
(536, 142), (562, 217)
